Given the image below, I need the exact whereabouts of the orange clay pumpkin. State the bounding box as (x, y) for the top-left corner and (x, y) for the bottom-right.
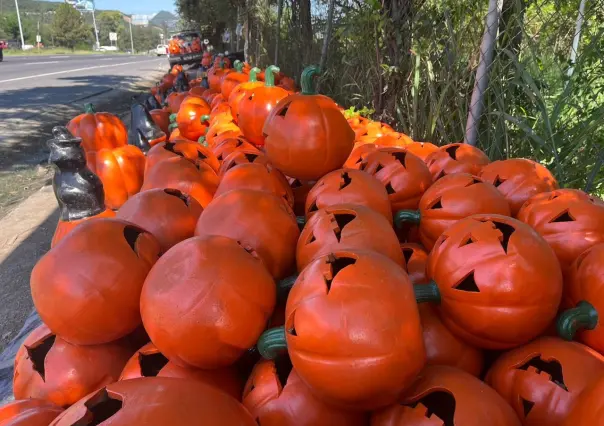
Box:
(210, 102), (234, 122)
(159, 73), (175, 92)
(175, 98), (211, 141)
(116, 189), (203, 253)
(119, 342), (242, 400)
(344, 143), (377, 168)
(486, 337), (604, 426)
(195, 190), (300, 279)
(229, 67), (262, 121)
(296, 204), (403, 272)
(425, 142), (490, 180)
(215, 163), (294, 208)
(149, 108), (171, 136)
(210, 93), (226, 110)
(49, 378), (256, 425)
(305, 169), (393, 224)
(238, 65), (289, 146)
(208, 61), (232, 92)
(263, 66), (354, 181)
(205, 122), (243, 147)
(278, 75), (296, 91)
(202, 88), (220, 104)
(354, 121), (395, 145)
(404, 141), (439, 162)
(480, 158), (559, 216)
(357, 147), (433, 212)
(85, 145), (146, 210)
(13, 324), (133, 407)
(289, 177), (315, 217)
(517, 189), (604, 272)
(399, 243), (428, 285)
(561, 375), (604, 426)
(418, 214), (563, 349)
(66, 103), (127, 153)
(141, 156), (219, 208)
(0, 399), (62, 426)
(373, 132), (414, 148)
(164, 91), (188, 113)
(217, 149), (270, 177)
(243, 359), (368, 426)
(212, 137), (259, 162)
(31, 219), (161, 345)
(48, 126), (116, 248)
(258, 250), (425, 410)
(371, 366), (521, 426)
(221, 60), (249, 99)
(394, 173), (511, 250)
(557, 244), (604, 354)
(145, 140), (220, 175)
(141, 236), (276, 369)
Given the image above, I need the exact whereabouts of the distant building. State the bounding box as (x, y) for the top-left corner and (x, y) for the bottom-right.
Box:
(132, 15), (152, 26)
(65, 0), (94, 11)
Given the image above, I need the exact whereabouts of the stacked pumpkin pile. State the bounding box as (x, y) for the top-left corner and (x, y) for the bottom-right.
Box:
(3, 56), (604, 426)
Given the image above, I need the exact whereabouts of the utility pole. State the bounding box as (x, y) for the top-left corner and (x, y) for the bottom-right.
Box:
(14, 0), (25, 49)
(91, 0), (100, 49)
(129, 19), (135, 53)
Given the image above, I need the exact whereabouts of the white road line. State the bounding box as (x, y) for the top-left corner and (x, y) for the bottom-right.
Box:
(99, 58), (116, 61)
(50, 56), (70, 59)
(25, 61), (60, 65)
(0, 59), (162, 84)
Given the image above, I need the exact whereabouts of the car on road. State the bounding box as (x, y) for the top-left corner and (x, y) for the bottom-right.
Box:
(168, 31), (204, 66)
(0, 40), (6, 62)
(155, 44), (168, 56)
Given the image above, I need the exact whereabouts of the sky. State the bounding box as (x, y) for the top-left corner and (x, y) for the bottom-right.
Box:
(42, 0), (176, 15)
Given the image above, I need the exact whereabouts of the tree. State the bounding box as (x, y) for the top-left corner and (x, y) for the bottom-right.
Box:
(97, 11), (124, 46)
(51, 3), (92, 50)
(0, 13), (22, 40)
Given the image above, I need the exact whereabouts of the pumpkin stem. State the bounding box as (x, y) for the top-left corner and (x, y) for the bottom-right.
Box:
(557, 301), (598, 341)
(169, 113), (177, 123)
(394, 210), (421, 228)
(296, 215), (306, 229)
(201, 115), (210, 123)
(414, 281), (441, 304)
(277, 275), (297, 303)
(219, 60), (225, 69)
(84, 103), (96, 114)
(249, 67), (261, 83)
(199, 136), (208, 146)
(301, 65), (321, 95)
(257, 326), (287, 360)
(168, 122), (178, 131)
(264, 65), (280, 87)
(234, 60), (243, 73)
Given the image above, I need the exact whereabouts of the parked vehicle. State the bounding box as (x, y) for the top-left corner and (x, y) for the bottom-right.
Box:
(168, 31), (204, 66)
(155, 45), (168, 56)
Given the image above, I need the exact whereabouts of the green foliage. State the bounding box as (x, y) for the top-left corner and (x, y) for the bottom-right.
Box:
(51, 3), (92, 50)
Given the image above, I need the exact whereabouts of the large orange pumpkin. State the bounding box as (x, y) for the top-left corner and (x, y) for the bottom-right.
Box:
(243, 359), (368, 426)
(31, 219), (161, 345)
(208, 61), (232, 92)
(419, 214), (563, 349)
(141, 236), (276, 369)
(165, 91), (189, 113)
(395, 173), (511, 250)
(215, 162), (294, 208)
(557, 244), (604, 354)
(263, 66), (354, 180)
(116, 189), (203, 253)
(480, 158), (559, 216)
(0, 399), (63, 426)
(425, 143), (490, 180)
(258, 250), (425, 410)
(85, 145), (146, 210)
(49, 378), (257, 425)
(141, 156), (219, 208)
(217, 149), (270, 177)
(195, 189), (300, 279)
(344, 143), (377, 168)
(13, 323), (133, 407)
(175, 96), (211, 141)
(403, 141), (439, 162)
(305, 169), (393, 224)
(119, 342), (242, 400)
(296, 204), (403, 272)
(357, 147), (433, 211)
(238, 65), (289, 146)
(517, 189), (604, 272)
(145, 140), (220, 174)
(221, 60), (249, 99)
(149, 108), (172, 136)
(66, 103), (127, 152)
(229, 67), (263, 121)
(371, 366), (521, 426)
(486, 337), (604, 426)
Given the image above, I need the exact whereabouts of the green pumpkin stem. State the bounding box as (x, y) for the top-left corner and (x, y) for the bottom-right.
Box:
(301, 65), (321, 95)
(168, 122), (178, 131)
(277, 275), (297, 303)
(414, 281), (441, 304)
(557, 301), (599, 341)
(84, 103), (96, 114)
(234, 60), (243, 73)
(264, 65), (280, 87)
(198, 136), (207, 145)
(249, 67), (261, 83)
(257, 326), (287, 360)
(296, 215), (306, 228)
(169, 113), (177, 123)
(201, 115), (210, 123)
(394, 210), (421, 229)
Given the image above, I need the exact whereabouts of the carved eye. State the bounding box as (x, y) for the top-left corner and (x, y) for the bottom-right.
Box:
(26, 334), (56, 381)
(453, 271), (480, 292)
(517, 355), (568, 392)
(331, 212), (356, 242)
(549, 209), (575, 223)
(123, 225), (148, 257)
(278, 105), (289, 117)
(404, 391), (456, 425)
(138, 352), (169, 377)
(445, 144), (459, 159)
(429, 198), (443, 209)
(323, 254), (357, 292)
(391, 151), (407, 166)
(339, 172), (353, 190)
(74, 388), (123, 425)
(493, 175), (505, 187)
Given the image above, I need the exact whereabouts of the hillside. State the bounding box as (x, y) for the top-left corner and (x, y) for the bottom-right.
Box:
(0, 0), (62, 14)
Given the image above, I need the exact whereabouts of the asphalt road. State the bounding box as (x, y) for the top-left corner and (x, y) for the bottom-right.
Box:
(0, 54), (167, 121)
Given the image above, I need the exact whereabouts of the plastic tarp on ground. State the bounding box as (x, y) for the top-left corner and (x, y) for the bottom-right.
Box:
(0, 309), (42, 403)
